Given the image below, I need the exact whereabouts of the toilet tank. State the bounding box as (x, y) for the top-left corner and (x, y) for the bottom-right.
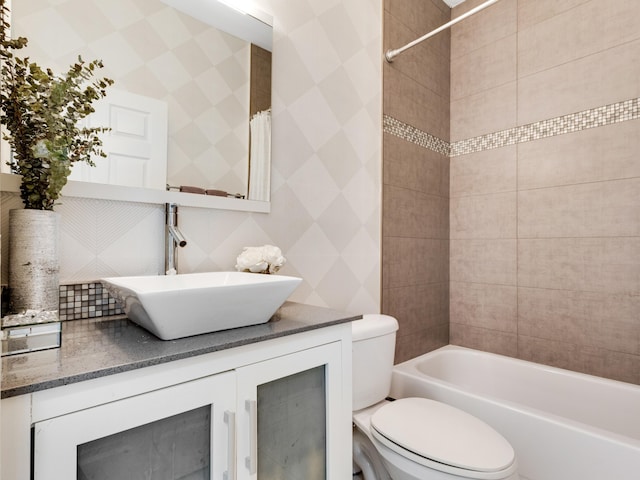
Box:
(352, 314), (399, 411)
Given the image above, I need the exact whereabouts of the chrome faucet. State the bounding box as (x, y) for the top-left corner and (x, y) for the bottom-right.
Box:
(165, 203), (187, 275)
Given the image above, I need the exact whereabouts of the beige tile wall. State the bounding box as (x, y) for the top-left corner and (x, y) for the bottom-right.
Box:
(450, 0), (640, 384)
(382, 0), (450, 363)
(450, 0), (517, 141)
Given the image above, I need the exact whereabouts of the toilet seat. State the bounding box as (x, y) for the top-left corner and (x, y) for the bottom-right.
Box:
(370, 398), (516, 476)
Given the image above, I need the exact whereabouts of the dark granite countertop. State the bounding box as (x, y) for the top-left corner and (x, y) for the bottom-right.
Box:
(1, 302), (360, 399)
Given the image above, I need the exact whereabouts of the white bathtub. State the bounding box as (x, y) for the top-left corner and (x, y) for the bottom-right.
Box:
(390, 345), (640, 480)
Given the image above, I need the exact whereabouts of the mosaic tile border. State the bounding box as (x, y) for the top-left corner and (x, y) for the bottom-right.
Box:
(59, 282), (123, 321)
(451, 97), (640, 156)
(384, 97), (640, 157)
(383, 115), (451, 156)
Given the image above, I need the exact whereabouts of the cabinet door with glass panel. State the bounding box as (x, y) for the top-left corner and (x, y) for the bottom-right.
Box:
(236, 342), (344, 480)
(33, 371), (236, 480)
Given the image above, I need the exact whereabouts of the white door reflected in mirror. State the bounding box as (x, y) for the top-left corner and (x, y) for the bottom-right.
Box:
(70, 89), (168, 190)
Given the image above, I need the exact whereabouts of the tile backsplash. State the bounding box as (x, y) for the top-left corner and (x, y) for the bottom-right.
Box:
(58, 283), (123, 321)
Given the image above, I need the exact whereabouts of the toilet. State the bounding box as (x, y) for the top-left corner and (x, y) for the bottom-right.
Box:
(352, 314), (519, 480)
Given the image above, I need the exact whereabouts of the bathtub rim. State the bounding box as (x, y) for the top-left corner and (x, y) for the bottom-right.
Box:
(391, 345), (640, 450)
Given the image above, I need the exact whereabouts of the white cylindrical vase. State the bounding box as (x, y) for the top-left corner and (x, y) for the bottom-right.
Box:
(8, 209), (60, 314)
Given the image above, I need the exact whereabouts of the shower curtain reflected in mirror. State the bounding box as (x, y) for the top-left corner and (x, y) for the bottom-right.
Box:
(248, 109), (272, 202)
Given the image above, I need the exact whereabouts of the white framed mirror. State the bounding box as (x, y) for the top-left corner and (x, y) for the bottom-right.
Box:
(0, 0), (273, 213)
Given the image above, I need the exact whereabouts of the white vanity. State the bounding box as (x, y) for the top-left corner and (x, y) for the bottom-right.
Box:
(1, 302), (355, 480)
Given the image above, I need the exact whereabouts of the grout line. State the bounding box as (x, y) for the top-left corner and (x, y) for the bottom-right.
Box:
(516, 36), (640, 82)
(449, 176), (640, 200)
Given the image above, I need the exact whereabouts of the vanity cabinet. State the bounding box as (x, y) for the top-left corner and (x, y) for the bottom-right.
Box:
(33, 371), (236, 480)
(1, 325), (352, 480)
(237, 341), (343, 480)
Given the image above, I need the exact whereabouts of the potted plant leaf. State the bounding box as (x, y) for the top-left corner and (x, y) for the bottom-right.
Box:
(0, 0), (113, 316)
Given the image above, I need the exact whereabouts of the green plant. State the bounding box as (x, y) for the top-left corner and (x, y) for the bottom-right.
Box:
(0, 0), (113, 210)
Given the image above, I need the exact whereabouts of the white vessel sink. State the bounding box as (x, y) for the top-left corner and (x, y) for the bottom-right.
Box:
(101, 272), (302, 340)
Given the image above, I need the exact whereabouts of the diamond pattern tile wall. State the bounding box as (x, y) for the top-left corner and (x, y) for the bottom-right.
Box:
(1, 0), (383, 317)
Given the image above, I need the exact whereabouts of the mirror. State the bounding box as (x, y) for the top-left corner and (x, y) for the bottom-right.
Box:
(1, 0), (272, 210)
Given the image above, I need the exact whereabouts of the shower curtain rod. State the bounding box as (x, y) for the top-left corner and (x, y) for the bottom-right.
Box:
(385, 0), (500, 62)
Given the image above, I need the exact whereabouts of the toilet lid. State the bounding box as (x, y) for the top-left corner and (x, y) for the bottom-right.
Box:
(370, 398), (515, 473)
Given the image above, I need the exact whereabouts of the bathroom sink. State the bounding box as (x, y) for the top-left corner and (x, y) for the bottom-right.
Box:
(100, 272), (302, 340)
